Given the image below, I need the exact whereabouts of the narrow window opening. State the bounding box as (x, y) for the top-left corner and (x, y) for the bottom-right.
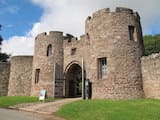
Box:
(47, 44), (52, 56)
(98, 58), (107, 79)
(128, 25), (136, 41)
(35, 69), (40, 84)
(71, 48), (76, 55)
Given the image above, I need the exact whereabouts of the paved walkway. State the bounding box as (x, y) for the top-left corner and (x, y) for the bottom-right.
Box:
(10, 98), (81, 115)
(0, 108), (57, 120)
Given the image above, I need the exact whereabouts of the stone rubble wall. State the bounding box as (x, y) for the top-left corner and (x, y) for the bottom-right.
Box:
(8, 56), (33, 96)
(141, 53), (160, 99)
(0, 63), (10, 96)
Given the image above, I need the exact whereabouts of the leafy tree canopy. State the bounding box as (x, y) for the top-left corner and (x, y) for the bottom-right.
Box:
(0, 24), (10, 62)
(0, 53), (9, 62)
(0, 25), (2, 45)
(143, 34), (160, 56)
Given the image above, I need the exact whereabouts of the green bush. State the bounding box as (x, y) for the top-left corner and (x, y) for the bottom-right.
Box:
(143, 34), (160, 56)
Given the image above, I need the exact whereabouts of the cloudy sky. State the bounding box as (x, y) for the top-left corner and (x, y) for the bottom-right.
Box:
(1, 0), (160, 56)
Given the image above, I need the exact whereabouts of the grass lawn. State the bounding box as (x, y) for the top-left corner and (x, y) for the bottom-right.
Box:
(0, 96), (38, 107)
(0, 96), (58, 108)
(56, 99), (160, 120)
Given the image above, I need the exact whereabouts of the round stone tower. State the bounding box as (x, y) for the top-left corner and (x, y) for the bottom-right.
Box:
(31, 31), (64, 97)
(85, 7), (144, 99)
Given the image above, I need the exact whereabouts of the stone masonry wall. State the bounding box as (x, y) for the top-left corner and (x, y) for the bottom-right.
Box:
(141, 53), (160, 99)
(31, 31), (64, 97)
(63, 34), (89, 97)
(0, 63), (10, 96)
(85, 7), (144, 99)
(8, 56), (33, 96)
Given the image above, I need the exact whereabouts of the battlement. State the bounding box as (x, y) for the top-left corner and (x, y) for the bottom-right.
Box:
(49, 31), (63, 36)
(115, 7), (133, 13)
(64, 36), (78, 44)
(63, 34), (89, 49)
(11, 55), (33, 59)
(36, 31), (63, 40)
(11, 56), (33, 64)
(92, 8), (110, 18)
(86, 7), (140, 22)
(35, 32), (46, 40)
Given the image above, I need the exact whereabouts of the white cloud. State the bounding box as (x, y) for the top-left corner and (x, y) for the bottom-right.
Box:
(30, 0), (160, 36)
(2, 36), (34, 56)
(2, 0), (160, 56)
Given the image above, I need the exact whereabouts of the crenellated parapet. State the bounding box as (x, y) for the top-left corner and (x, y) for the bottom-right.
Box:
(35, 31), (63, 41)
(86, 7), (140, 23)
(85, 7), (141, 35)
(85, 7), (143, 48)
(35, 32), (46, 40)
(63, 33), (89, 48)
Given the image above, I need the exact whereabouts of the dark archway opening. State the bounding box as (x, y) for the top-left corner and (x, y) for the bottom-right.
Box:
(65, 64), (83, 98)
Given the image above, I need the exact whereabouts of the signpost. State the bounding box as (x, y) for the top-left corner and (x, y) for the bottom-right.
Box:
(39, 89), (46, 101)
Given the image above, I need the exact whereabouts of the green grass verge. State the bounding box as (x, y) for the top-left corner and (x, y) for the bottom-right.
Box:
(0, 96), (60, 108)
(56, 99), (160, 120)
(0, 96), (38, 107)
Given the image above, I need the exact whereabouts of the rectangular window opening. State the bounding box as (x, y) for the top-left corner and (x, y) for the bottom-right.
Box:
(98, 57), (107, 79)
(35, 69), (40, 84)
(128, 25), (136, 41)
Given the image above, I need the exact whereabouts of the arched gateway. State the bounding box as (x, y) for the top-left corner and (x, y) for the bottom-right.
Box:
(65, 63), (85, 98)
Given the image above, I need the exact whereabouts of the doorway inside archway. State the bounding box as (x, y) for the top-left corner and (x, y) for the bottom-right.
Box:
(65, 64), (83, 98)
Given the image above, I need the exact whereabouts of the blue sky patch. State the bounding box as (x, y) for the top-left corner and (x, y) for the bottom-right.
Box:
(0, 0), (43, 40)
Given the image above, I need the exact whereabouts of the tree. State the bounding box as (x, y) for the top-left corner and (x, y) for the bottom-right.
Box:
(0, 24), (2, 47)
(143, 34), (160, 56)
(0, 53), (9, 62)
(0, 35), (2, 48)
(0, 24), (9, 62)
